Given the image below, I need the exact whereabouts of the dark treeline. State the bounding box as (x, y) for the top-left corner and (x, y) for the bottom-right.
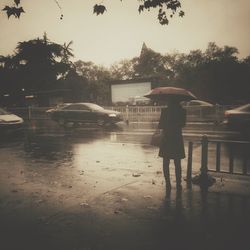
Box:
(0, 34), (249, 106)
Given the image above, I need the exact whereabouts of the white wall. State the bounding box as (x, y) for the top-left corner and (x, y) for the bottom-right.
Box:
(111, 82), (151, 103)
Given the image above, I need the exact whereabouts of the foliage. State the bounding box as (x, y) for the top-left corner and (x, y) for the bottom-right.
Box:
(108, 43), (250, 105)
(0, 36), (249, 106)
(74, 60), (111, 104)
(2, 0), (24, 18)
(160, 43), (249, 104)
(2, 0), (184, 25)
(110, 59), (137, 80)
(0, 34), (76, 105)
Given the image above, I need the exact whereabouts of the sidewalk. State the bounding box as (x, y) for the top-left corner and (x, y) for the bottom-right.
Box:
(0, 132), (250, 250)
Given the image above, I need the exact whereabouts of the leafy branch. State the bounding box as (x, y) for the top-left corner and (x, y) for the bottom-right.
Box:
(2, 0), (24, 18)
(2, 0), (184, 25)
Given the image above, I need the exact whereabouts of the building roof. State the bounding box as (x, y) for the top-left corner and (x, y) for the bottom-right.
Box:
(139, 42), (156, 58)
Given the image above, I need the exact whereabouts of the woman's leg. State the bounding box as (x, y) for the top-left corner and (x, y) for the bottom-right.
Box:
(174, 159), (182, 187)
(163, 158), (171, 187)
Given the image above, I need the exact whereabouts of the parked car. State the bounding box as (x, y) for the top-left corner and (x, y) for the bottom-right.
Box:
(184, 100), (214, 108)
(224, 103), (250, 135)
(47, 103), (123, 126)
(128, 96), (151, 106)
(182, 100), (215, 120)
(0, 107), (24, 135)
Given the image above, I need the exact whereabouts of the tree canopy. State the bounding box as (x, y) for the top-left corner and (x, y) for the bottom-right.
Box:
(2, 0), (184, 25)
(0, 36), (249, 106)
(0, 33), (75, 105)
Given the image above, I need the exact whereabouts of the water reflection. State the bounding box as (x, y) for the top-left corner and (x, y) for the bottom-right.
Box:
(24, 135), (73, 162)
(160, 185), (250, 249)
(21, 130), (113, 170)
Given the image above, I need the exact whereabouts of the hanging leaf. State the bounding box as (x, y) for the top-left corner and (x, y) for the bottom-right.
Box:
(93, 4), (106, 15)
(14, 7), (25, 18)
(138, 5), (144, 14)
(14, 0), (21, 6)
(2, 6), (24, 18)
(2, 6), (15, 18)
(179, 10), (185, 17)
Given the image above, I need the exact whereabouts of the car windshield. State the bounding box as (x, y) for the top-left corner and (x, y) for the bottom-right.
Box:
(190, 100), (212, 106)
(57, 103), (70, 109)
(0, 108), (9, 115)
(84, 103), (104, 111)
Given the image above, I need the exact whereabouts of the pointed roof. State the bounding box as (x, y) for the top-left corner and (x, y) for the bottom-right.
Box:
(140, 42), (148, 58)
(142, 42), (148, 51)
(139, 42), (156, 58)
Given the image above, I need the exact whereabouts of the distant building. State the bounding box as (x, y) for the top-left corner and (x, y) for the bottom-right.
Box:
(110, 78), (151, 105)
(109, 42), (158, 105)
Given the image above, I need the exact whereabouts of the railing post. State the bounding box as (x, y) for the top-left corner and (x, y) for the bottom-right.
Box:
(201, 135), (208, 177)
(186, 141), (193, 185)
(229, 146), (234, 174)
(192, 135), (216, 187)
(28, 106), (31, 120)
(125, 105), (129, 125)
(216, 142), (221, 172)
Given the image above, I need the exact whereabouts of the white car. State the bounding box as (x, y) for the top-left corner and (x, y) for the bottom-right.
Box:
(0, 108), (24, 134)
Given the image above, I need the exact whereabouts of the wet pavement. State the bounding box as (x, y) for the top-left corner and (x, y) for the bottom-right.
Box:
(0, 122), (250, 250)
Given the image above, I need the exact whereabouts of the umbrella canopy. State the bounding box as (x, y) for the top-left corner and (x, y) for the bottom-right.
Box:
(144, 87), (197, 102)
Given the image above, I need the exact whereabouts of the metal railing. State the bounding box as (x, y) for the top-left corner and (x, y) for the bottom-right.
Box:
(108, 105), (233, 123)
(208, 139), (250, 176)
(8, 105), (234, 123)
(186, 135), (250, 185)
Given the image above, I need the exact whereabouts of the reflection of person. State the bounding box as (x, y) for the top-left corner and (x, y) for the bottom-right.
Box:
(158, 99), (186, 189)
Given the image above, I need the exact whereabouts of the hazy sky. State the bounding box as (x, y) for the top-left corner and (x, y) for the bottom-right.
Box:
(0, 0), (250, 66)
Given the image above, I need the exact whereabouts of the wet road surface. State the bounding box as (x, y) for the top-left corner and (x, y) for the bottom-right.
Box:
(0, 123), (250, 250)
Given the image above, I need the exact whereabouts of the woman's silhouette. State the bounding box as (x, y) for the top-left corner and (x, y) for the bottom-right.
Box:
(158, 99), (186, 190)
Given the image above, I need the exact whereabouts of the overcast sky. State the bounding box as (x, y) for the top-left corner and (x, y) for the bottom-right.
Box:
(0, 0), (249, 66)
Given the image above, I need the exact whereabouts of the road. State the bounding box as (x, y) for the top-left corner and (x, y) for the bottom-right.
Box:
(0, 120), (250, 250)
(4, 120), (250, 176)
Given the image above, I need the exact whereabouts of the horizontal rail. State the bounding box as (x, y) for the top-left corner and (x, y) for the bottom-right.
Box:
(208, 139), (250, 145)
(186, 136), (250, 185)
(202, 136), (249, 178)
(7, 105), (233, 123)
(208, 169), (250, 176)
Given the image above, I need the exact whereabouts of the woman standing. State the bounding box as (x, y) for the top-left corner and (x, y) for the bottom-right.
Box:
(158, 99), (186, 190)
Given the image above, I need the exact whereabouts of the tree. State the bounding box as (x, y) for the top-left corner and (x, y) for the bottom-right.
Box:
(74, 60), (111, 104)
(0, 34), (76, 106)
(133, 44), (174, 85)
(166, 43), (250, 104)
(2, 0), (184, 25)
(13, 33), (71, 91)
(59, 68), (88, 103)
(61, 41), (74, 64)
(204, 42), (239, 62)
(110, 59), (137, 80)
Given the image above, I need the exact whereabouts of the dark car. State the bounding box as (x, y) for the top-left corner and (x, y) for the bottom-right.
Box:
(0, 107), (24, 135)
(224, 103), (250, 135)
(47, 103), (123, 126)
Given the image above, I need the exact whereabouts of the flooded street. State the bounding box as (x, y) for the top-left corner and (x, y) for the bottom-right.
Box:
(1, 124), (250, 250)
